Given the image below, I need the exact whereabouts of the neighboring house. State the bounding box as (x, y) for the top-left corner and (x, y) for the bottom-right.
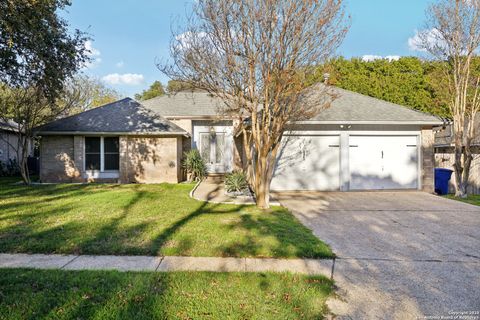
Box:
(434, 115), (480, 194)
(0, 120), (24, 164)
(36, 87), (443, 192)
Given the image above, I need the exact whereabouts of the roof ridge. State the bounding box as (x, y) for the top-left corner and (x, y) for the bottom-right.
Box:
(36, 97), (133, 129)
(36, 97), (188, 134)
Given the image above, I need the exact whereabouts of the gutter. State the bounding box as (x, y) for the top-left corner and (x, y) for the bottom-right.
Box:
(36, 131), (190, 138)
(291, 120), (445, 126)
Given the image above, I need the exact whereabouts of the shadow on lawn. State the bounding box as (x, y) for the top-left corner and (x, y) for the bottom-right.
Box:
(0, 180), (328, 258)
(220, 211), (330, 258)
(0, 269), (333, 320)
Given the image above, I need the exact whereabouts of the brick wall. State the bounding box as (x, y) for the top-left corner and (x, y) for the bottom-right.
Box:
(119, 135), (182, 184)
(40, 136), (80, 182)
(421, 128), (435, 193)
(169, 119), (192, 159)
(41, 135), (183, 184)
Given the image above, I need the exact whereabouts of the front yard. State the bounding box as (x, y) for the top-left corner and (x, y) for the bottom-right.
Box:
(0, 269), (333, 319)
(0, 177), (332, 258)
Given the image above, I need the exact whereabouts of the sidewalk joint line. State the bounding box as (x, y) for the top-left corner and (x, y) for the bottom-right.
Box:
(60, 255), (80, 269)
(155, 256), (165, 271)
(330, 257), (336, 280)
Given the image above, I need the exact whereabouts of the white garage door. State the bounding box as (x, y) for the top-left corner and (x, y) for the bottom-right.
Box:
(349, 135), (419, 190)
(271, 135), (340, 191)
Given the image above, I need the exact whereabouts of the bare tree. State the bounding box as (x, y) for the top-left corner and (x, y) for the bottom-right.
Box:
(63, 75), (122, 115)
(0, 84), (86, 184)
(417, 0), (480, 197)
(160, 0), (349, 208)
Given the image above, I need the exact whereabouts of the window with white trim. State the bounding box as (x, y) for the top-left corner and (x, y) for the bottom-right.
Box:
(85, 137), (119, 171)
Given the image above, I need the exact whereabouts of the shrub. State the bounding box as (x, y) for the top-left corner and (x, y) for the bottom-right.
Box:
(182, 149), (207, 182)
(225, 171), (248, 193)
(0, 159), (20, 177)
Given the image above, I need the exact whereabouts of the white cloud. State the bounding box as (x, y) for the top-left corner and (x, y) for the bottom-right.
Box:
(174, 31), (208, 50)
(362, 55), (401, 62)
(116, 61), (125, 68)
(408, 28), (445, 52)
(84, 40), (102, 69)
(101, 73), (145, 86)
(408, 30), (426, 52)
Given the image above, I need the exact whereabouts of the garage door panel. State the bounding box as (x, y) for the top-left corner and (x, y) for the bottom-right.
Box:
(349, 136), (418, 190)
(271, 135), (340, 191)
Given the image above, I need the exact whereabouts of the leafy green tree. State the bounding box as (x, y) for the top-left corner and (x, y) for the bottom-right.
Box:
(135, 81), (165, 100)
(0, 0), (89, 184)
(308, 57), (450, 117)
(166, 80), (195, 93)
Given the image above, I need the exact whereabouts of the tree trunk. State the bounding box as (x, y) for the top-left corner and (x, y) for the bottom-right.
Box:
(17, 134), (31, 185)
(453, 145), (472, 198)
(255, 177), (270, 209)
(458, 147), (473, 198)
(254, 154), (270, 209)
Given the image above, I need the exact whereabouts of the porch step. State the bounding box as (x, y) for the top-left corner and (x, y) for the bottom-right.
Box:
(205, 174), (225, 183)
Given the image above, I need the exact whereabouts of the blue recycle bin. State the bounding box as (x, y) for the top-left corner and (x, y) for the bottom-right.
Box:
(434, 168), (453, 195)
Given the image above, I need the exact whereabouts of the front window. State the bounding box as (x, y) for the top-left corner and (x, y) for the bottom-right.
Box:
(85, 137), (101, 170)
(103, 137), (119, 170)
(84, 137), (119, 171)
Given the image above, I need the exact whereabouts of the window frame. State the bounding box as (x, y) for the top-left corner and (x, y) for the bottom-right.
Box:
(84, 136), (119, 173)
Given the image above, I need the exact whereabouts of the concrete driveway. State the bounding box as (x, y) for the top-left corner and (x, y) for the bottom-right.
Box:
(273, 191), (480, 319)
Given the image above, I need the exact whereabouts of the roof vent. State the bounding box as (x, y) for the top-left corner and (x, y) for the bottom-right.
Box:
(323, 73), (330, 84)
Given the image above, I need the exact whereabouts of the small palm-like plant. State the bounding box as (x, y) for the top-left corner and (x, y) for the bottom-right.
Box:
(225, 171), (248, 193)
(183, 149), (206, 182)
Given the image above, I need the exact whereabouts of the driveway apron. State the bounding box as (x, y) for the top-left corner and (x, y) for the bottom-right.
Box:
(273, 191), (480, 319)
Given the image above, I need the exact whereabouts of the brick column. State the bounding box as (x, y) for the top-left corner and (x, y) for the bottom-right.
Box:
(119, 136), (129, 183)
(72, 136), (84, 182)
(421, 128), (435, 193)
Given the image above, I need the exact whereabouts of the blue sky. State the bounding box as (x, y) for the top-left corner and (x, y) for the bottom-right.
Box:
(63, 0), (430, 97)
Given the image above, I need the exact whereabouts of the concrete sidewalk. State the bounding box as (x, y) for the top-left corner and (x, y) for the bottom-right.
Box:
(0, 253), (333, 276)
(192, 180), (256, 204)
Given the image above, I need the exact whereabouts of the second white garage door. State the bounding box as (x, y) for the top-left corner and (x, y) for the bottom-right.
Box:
(271, 135), (340, 191)
(349, 135), (419, 190)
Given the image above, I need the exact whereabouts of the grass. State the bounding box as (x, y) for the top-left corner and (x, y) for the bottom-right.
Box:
(0, 268), (333, 320)
(445, 194), (480, 206)
(0, 177), (332, 258)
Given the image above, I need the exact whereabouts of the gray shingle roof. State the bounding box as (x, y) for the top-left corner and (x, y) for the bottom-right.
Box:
(141, 91), (228, 117)
(0, 120), (20, 132)
(36, 98), (187, 135)
(142, 87), (442, 124)
(306, 86), (443, 124)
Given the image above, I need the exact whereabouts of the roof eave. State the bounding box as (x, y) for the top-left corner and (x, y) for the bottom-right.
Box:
(36, 131), (190, 137)
(291, 120), (445, 126)
(164, 115), (235, 120)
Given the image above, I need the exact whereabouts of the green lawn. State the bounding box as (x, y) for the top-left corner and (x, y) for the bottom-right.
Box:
(0, 177), (332, 258)
(0, 268), (333, 320)
(445, 194), (480, 206)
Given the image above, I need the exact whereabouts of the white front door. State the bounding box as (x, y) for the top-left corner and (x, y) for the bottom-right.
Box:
(349, 135), (419, 190)
(271, 135), (341, 191)
(199, 132), (226, 173)
(192, 121), (234, 173)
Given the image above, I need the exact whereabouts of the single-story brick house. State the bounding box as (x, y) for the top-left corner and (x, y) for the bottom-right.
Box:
(37, 87), (443, 192)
